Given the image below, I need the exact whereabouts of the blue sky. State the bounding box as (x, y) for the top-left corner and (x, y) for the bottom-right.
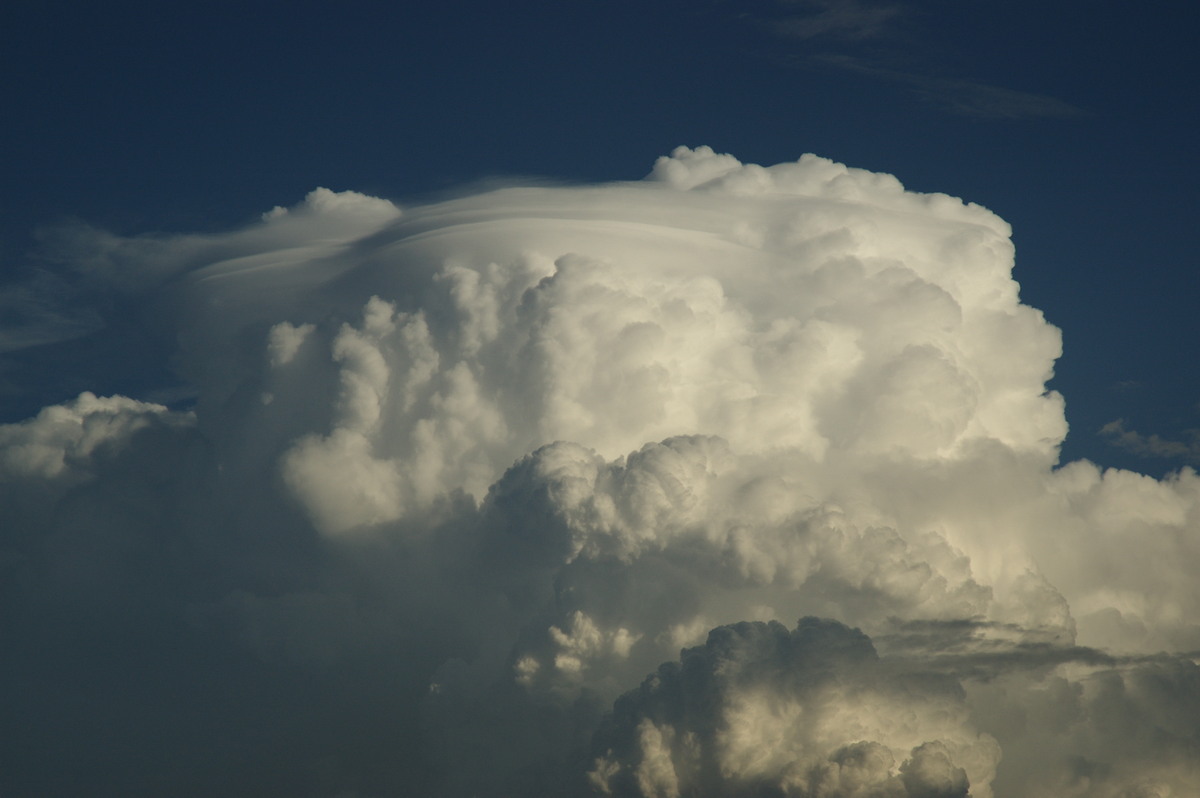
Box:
(3, 0), (1197, 471)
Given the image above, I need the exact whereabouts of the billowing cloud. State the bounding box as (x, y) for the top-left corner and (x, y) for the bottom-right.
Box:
(2, 146), (1197, 796)
(0, 391), (192, 482)
(588, 617), (1000, 798)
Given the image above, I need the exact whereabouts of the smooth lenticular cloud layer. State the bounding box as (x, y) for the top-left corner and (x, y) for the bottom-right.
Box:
(2, 146), (1198, 797)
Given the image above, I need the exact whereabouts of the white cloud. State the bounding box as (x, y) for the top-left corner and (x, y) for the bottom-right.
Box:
(0, 391), (193, 481)
(2, 147), (1198, 796)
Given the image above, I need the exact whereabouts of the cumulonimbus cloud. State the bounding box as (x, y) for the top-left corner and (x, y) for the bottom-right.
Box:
(1, 146), (1197, 797)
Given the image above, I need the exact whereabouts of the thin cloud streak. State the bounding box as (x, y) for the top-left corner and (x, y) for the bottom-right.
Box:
(769, 0), (907, 42)
(745, 0), (1088, 120)
(1101, 417), (1200, 463)
(813, 53), (1090, 119)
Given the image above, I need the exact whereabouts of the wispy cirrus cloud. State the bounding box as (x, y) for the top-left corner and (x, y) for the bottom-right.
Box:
(814, 52), (1089, 119)
(768, 0), (906, 41)
(747, 0), (1088, 120)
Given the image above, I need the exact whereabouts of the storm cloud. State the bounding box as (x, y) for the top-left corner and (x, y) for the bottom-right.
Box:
(2, 147), (1197, 797)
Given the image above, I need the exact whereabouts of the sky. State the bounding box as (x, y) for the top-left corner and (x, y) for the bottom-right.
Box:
(1, 2), (1199, 796)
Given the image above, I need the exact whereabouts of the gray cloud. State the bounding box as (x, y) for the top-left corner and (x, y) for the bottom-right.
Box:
(1101, 417), (1200, 464)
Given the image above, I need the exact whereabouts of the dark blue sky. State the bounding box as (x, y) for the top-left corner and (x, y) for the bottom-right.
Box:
(3, 0), (1197, 470)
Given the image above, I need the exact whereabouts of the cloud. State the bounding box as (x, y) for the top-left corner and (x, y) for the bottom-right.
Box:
(769, 0), (906, 42)
(0, 391), (193, 481)
(1101, 418), (1200, 464)
(0, 269), (105, 354)
(967, 654), (1200, 798)
(588, 617), (1000, 797)
(2, 147), (1198, 796)
(812, 54), (1089, 119)
(742, 1), (1087, 121)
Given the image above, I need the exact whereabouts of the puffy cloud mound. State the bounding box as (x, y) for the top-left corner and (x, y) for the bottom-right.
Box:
(2, 146), (1199, 797)
(0, 391), (193, 482)
(588, 617), (999, 798)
